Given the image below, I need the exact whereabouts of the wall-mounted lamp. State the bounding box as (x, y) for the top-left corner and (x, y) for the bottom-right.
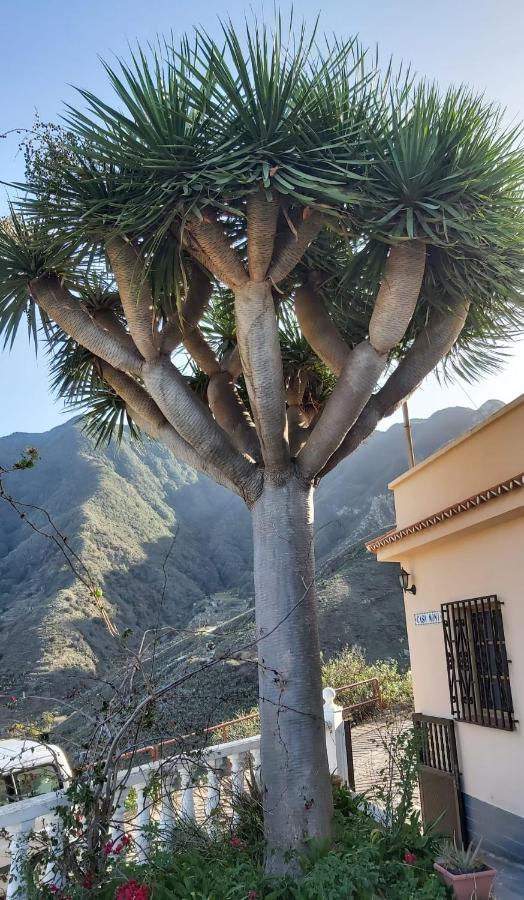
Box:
(399, 567), (416, 595)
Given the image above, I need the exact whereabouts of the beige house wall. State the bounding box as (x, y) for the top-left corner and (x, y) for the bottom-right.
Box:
(395, 516), (524, 818)
(373, 395), (524, 820)
(389, 395), (524, 529)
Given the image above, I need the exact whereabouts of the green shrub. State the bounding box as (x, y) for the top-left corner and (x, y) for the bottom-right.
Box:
(322, 646), (413, 711)
(44, 781), (448, 900)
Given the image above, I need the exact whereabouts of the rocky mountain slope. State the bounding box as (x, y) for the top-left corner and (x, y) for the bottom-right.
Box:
(0, 400), (501, 722)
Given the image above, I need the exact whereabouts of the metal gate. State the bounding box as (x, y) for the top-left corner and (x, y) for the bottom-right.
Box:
(412, 713), (467, 845)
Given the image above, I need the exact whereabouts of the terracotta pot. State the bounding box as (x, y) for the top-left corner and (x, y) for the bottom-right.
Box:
(433, 862), (496, 900)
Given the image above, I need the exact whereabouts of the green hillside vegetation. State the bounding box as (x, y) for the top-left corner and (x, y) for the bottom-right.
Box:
(0, 401), (500, 738)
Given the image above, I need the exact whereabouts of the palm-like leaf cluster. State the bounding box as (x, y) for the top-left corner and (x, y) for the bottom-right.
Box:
(1, 17), (523, 443)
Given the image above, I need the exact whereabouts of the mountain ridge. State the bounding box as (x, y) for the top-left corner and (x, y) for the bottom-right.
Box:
(0, 399), (502, 722)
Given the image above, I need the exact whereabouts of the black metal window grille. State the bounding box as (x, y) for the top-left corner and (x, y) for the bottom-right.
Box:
(441, 595), (515, 731)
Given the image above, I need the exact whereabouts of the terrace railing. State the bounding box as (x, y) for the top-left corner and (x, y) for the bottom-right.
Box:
(0, 687), (347, 900)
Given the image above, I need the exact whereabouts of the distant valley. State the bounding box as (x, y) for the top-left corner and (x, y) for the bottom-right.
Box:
(0, 400), (501, 731)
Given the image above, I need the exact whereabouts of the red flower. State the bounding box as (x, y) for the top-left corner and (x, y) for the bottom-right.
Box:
(102, 839), (114, 855)
(82, 872), (93, 890)
(230, 836), (245, 849)
(247, 892), (258, 900)
(113, 834), (132, 854)
(403, 851), (417, 865)
(116, 880), (151, 900)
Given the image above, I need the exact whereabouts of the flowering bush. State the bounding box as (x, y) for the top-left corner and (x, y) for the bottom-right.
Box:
(31, 773), (445, 899)
(115, 880), (150, 900)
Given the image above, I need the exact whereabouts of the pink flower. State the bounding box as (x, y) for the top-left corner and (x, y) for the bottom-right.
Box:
(247, 892), (258, 900)
(403, 851), (417, 865)
(116, 880), (151, 900)
(113, 834), (132, 854)
(230, 836), (245, 849)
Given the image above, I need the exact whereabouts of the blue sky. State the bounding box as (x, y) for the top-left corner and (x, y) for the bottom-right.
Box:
(1, 0), (523, 436)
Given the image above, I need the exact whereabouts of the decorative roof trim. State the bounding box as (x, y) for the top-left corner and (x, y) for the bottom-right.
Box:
(366, 472), (524, 552)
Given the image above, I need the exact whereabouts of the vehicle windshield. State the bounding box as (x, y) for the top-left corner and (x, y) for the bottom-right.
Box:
(0, 765), (62, 804)
(0, 774), (16, 807)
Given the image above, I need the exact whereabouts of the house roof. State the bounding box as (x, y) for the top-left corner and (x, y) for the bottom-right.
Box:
(366, 471), (524, 553)
(388, 393), (524, 491)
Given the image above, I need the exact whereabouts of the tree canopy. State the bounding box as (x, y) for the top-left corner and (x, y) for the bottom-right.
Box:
(0, 21), (523, 472)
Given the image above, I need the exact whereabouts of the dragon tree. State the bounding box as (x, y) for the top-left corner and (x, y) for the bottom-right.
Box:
(1, 22), (524, 872)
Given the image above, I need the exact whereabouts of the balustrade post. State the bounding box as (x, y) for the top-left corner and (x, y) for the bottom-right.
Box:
(134, 786), (150, 864)
(179, 765), (195, 822)
(42, 817), (65, 890)
(250, 748), (261, 787)
(110, 787), (128, 845)
(159, 772), (177, 844)
(323, 686), (349, 783)
(205, 765), (220, 834)
(6, 825), (32, 900)
(230, 753), (246, 824)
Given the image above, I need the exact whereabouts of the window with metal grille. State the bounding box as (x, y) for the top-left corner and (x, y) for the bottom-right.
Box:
(441, 595), (515, 731)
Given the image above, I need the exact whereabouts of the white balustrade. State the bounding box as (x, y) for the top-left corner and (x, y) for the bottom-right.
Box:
(110, 786), (129, 844)
(42, 817), (66, 890)
(159, 771), (177, 838)
(5, 826), (32, 900)
(179, 765), (195, 821)
(0, 689), (350, 898)
(323, 686), (348, 783)
(133, 786), (150, 864)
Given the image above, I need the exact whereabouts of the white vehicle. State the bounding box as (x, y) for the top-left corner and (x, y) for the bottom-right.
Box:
(0, 740), (72, 882)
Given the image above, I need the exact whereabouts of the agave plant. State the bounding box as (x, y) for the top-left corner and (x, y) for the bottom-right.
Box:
(438, 837), (486, 874)
(1, 18), (524, 873)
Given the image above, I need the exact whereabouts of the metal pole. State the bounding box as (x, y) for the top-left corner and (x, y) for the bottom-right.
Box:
(402, 401), (416, 468)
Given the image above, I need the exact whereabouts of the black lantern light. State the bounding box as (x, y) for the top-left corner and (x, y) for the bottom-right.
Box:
(399, 567), (416, 595)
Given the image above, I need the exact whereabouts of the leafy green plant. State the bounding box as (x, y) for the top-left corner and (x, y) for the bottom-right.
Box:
(437, 837), (486, 874)
(321, 646), (413, 713)
(229, 766), (264, 858)
(370, 720), (422, 835)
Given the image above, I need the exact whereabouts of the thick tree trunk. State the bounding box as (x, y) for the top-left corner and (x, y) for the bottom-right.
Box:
(251, 473), (332, 873)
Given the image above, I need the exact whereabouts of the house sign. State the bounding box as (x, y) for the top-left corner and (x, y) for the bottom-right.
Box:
(414, 610), (442, 626)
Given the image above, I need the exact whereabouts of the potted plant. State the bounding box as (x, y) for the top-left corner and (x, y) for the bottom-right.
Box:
(434, 838), (496, 899)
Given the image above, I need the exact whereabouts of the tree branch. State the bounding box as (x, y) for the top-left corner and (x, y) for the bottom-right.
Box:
(128, 406), (248, 497)
(182, 326), (221, 375)
(141, 356), (260, 495)
(182, 327), (262, 462)
(297, 341), (386, 480)
(268, 211), (322, 285)
(185, 215), (248, 288)
(368, 241), (426, 354)
(100, 362), (260, 498)
(319, 297), (471, 475)
(234, 281), (289, 475)
(222, 344), (242, 378)
(294, 278), (350, 375)
(93, 308), (136, 351)
(207, 372), (262, 463)
(246, 191), (280, 281)
(99, 362), (165, 429)
(160, 268), (213, 354)
(105, 235), (159, 361)
(296, 241), (426, 479)
(30, 275), (142, 375)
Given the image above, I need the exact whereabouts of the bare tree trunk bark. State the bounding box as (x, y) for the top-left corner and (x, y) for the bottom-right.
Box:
(251, 473), (332, 873)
